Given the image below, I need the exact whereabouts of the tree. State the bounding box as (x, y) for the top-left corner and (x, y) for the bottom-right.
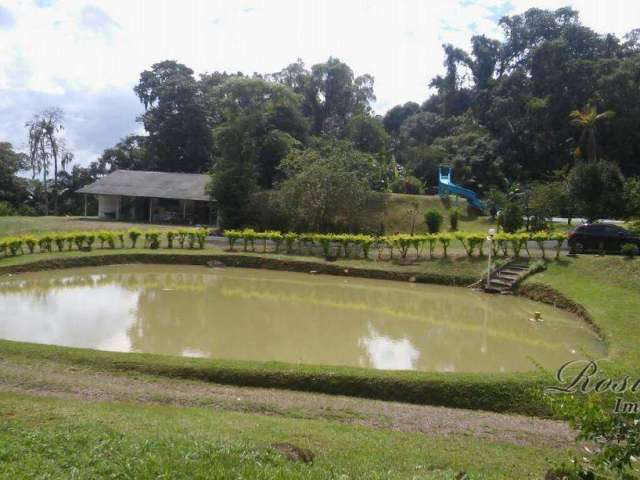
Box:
(280, 138), (389, 191)
(97, 135), (148, 173)
(209, 122), (257, 229)
(623, 177), (640, 219)
(0, 142), (29, 207)
(346, 114), (388, 155)
(568, 161), (625, 221)
(134, 60), (213, 172)
(270, 57), (375, 136)
(25, 109), (73, 215)
(207, 76), (307, 188)
(569, 105), (615, 162)
(277, 157), (370, 232)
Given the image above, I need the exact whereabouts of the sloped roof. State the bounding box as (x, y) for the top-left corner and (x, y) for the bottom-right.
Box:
(76, 170), (211, 202)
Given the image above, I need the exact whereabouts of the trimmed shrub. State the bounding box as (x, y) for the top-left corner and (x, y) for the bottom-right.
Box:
(224, 230), (242, 251)
(284, 232), (298, 254)
(128, 229), (142, 248)
(23, 236), (37, 254)
(424, 209), (443, 234)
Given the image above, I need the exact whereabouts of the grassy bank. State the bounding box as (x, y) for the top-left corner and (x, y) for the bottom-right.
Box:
(522, 255), (640, 373)
(0, 392), (567, 479)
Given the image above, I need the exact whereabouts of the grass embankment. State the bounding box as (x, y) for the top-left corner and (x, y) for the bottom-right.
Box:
(522, 255), (640, 373)
(0, 391), (567, 479)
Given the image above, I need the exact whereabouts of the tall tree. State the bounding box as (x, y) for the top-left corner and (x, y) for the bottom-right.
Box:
(134, 60), (213, 172)
(270, 57), (375, 136)
(25, 109), (73, 215)
(569, 105), (615, 162)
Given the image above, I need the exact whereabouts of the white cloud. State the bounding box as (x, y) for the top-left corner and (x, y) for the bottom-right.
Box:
(0, 0), (639, 166)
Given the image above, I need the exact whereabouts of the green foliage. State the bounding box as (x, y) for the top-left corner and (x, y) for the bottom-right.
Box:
(547, 392), (640, 479)
(424, 208), (443, 233)
(166, 231), (176, 249)
(224, 229), (242, 251)
(23, 236), (37, 254)
(550, 232), (567, 259)
(623, 177), (640, 219)
(531, 231), (549, 259)
(449, 207), (461, 232)
(621, 243), (638, 259)
(625, 220), (640, 235)
(145, 231), (161, 250)
(568, 161), (625, 222)
(0, 201), (15, 216)
(277, 152), (371, 233)
(500, 201), (523, 233)
(389, 176), (424, 195)
(128, 229), (142, 248)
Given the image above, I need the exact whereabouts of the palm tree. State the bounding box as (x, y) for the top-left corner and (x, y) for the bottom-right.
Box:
(569, 105), (615, 162)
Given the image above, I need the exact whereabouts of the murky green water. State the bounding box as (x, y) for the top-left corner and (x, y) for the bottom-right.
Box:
(0, 265), (606, 373)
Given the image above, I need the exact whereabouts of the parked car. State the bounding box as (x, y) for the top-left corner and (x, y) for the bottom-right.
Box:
(568, 223), (640, 254)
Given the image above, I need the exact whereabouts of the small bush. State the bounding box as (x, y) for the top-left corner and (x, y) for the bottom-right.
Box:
(449, 208), (461, 232)
(0, 201), (15, 216)
(389, 176), (425, 195)
(424, 209), (443, 234)
(499, 202), (523, 233)
(128, 229), (142, 248)
(621, 243), (638, 258)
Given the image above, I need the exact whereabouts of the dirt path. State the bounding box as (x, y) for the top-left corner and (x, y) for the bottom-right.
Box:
(0, 356), (574, 448)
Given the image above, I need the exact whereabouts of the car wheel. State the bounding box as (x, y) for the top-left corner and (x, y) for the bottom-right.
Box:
(570, 242), (584, 254)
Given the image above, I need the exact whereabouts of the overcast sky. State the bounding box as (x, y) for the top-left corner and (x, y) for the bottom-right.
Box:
(1, 0), (639, 167)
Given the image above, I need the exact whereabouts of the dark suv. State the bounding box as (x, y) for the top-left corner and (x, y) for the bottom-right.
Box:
(568, 223), (640, 253)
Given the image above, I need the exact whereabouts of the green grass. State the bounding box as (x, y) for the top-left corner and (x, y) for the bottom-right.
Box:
(525, 255), (640, 371)
(0, 392), (566, 479)
(368, 193), (489, 233)
(0, 215), (175, 236)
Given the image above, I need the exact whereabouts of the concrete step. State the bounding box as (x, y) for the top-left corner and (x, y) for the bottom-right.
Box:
(498, 272), (520, 279)
(500, 269), (526, 275)
(489, 278), (513, 287)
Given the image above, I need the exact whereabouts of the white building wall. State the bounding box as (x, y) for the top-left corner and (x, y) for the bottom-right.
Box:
(97, 195), (120, 219)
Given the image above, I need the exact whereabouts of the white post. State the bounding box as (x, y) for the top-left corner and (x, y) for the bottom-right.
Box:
(486, 228), (496, 290)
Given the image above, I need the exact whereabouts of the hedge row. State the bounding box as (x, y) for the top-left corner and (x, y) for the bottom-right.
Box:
(0, 228), (208, 258)
(224, 229), (568, 259)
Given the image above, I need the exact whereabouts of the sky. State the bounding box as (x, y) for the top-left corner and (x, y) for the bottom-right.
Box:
(1, 0), (639, 167)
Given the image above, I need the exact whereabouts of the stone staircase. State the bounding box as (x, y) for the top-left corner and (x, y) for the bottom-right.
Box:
(484, 258), (530, 293)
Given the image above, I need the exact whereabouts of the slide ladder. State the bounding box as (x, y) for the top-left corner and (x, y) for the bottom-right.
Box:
(438, 166), (485, 211)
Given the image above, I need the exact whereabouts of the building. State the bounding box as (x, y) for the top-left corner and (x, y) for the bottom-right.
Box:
(76, 170), (216, 225)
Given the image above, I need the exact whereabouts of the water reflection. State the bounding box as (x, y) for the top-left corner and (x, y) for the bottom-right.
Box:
(0, 265), (607, 373)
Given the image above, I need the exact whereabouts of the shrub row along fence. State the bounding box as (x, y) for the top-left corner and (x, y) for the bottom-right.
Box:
(224, 229), (568, 260)
(0, 228), (208, 258)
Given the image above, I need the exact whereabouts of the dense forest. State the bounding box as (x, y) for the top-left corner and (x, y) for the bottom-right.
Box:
(2, 7), (639, 229)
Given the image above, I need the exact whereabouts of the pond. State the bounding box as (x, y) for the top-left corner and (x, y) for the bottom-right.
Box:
(0, 265), (606, 373)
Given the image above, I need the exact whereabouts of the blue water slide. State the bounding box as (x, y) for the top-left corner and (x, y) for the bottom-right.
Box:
(438, 166), (485, 211)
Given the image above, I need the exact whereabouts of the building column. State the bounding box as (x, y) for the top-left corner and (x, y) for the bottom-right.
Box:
(84, 194), (87, 217)
(148, 198), (153, 223)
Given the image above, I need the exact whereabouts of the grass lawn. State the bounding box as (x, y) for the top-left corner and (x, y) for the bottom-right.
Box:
(0, 215), (177, 236)
(0, 391), (568, 479)
(525, 255), (640, 371)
